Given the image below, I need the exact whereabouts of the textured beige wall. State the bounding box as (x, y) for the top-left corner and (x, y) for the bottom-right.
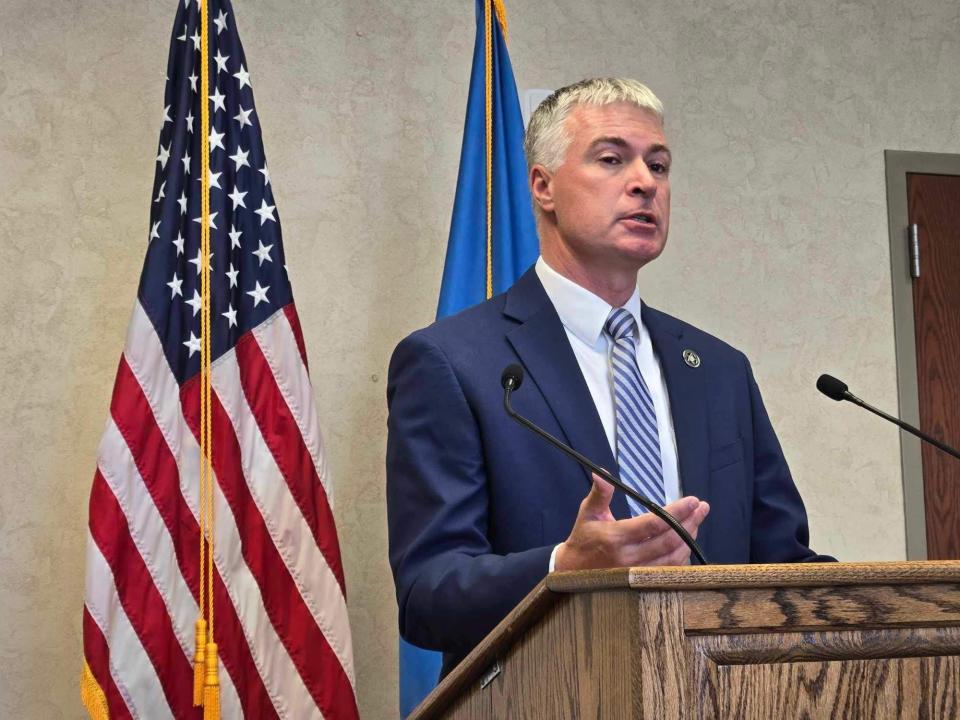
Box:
(1, 0), (958, 717)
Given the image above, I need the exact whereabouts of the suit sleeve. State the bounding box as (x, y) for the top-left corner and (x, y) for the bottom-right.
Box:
(386, 331), (553, 655)
(743, 355), (836, 563)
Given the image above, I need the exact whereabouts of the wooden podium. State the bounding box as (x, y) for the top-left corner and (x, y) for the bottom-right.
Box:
(410, 561), (960, 719)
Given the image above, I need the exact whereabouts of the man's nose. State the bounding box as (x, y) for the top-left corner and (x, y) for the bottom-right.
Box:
(626, 162), (656, 197)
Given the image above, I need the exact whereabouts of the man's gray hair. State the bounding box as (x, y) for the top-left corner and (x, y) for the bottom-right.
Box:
(524, 78), (664, 173)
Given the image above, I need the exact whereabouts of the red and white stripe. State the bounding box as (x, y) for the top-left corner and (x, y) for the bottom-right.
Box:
(83, 301), (358, 719)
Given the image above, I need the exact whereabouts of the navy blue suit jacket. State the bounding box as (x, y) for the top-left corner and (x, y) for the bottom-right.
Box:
(386, 268), (829, 675)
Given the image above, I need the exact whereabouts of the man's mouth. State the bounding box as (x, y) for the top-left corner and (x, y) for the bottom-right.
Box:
(623, 212), (656, 225)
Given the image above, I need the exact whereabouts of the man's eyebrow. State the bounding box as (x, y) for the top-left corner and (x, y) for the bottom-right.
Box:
(648, 143), (672, 158)
(587, 135), (630, 151)
(587, 136), (672, 158)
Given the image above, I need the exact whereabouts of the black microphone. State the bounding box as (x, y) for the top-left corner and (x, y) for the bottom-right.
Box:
(499, 364), (708, 565)
(816, 373), (960, 461)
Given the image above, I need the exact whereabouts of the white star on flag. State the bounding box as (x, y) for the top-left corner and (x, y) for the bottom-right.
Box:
(259, 164), (271, 186)
(192, 211), (218, 229)
(167, 273), (183, 299)
(214, 50), (230, 74)
(154, 181), (166, 203)
(210, 86), (226, 113)
(150, 221), (161, 242)
(253, 240), (274, 266)
(234, 64), (251, 90)
(229, 187), (247, 208)
(255, 198), (276, 225)
(185, 290), (202, 317)
(209, 126), (225, 151)
(247, 280), (270, 306)
(228, 225), (242, 249)
(189, 248), (213, 275)
(222, 304), (238, 327)
(183, 331), (201, 356)
(172, 232), (185, 255)
(229, 145), (249, 169)
(157, 142), (170, 168)
(234, 106), (253, 128)
(214, 9), (229, 34)
(225, 263), (239, 288)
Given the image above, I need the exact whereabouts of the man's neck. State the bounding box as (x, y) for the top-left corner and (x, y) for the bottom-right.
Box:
(540, 247), (638, 308)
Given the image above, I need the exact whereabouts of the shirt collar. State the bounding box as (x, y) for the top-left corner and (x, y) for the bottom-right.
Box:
(535, 256), (643, 347)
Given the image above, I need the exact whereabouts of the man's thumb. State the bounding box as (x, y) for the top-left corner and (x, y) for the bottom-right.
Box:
(582, 473), (615, 514)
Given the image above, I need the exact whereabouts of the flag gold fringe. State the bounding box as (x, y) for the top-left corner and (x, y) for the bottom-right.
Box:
(197, 0), (220, 708)
(493, 0), (508, 39)
(484, 0), (494, 300)
(80, 661), (110, 720)
(483, 1), (510, 299)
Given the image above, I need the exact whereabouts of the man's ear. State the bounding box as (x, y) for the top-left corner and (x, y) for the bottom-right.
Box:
(529, 164), (555, 213)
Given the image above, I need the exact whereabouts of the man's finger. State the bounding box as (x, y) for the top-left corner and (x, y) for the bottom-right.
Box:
(616, 495), (702, 539)
(579, 473), (616, 518)
(649, 539), (694, 567)
(651, 506), (710, 566)
(620, 501), (711, 564)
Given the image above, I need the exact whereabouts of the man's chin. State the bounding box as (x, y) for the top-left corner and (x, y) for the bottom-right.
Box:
(620, 238), (666, 270)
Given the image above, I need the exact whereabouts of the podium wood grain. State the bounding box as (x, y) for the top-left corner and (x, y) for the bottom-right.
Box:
(409, 562), (960, 719)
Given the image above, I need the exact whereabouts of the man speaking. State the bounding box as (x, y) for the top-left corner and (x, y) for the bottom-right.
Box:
(386, 78), (830, 677)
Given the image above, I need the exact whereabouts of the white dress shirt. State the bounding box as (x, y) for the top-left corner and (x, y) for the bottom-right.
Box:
(535, 257), (681, 570)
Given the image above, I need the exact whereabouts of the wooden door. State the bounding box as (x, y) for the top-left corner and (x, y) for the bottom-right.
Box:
(907, 173), (960, 559)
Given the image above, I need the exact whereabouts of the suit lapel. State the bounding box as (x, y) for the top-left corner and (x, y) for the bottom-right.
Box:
(642, 305), (712, 519)
(503, 270), (628, 518)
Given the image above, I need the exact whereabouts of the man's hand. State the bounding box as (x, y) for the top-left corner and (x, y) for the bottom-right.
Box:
(554, 474), (710, 571)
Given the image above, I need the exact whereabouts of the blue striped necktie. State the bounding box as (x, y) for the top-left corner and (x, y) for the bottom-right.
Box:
(605, 307), (666, 514)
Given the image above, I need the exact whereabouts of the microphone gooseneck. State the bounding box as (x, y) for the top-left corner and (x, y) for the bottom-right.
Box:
(501, 365), (708, 566)
(817, 373), (960, 461)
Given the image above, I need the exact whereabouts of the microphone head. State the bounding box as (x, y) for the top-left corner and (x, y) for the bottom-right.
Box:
(817, 374), (849, 401)
(501, 364), (524, 391)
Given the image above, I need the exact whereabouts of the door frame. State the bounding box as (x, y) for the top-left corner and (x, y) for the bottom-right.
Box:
(884, 150), (960, 560)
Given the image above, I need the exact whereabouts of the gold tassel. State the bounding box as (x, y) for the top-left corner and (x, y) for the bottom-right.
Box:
(493, 0), (508, 40)
(193, 618), (207, 706)
(203, 641), (220, 720)
(80, 661), (110, 720)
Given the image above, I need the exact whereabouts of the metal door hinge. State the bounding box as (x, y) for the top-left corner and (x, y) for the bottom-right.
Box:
(480, 659), (502, 689)
(909, 223), (920, 279)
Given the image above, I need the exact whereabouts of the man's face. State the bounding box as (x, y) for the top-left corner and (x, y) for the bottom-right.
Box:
(533, 102), (671, 274)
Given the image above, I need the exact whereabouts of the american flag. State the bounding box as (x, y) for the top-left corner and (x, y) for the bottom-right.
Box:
(80, 1), (358, 718)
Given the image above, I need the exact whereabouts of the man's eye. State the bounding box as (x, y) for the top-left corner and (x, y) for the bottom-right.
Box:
(649, 162), (669, 174)
(599, 156), (621, 165)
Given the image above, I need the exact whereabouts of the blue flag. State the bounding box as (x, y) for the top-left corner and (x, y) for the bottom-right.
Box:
(436, 1), (539, 319)
(399, 0), (539, 716)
